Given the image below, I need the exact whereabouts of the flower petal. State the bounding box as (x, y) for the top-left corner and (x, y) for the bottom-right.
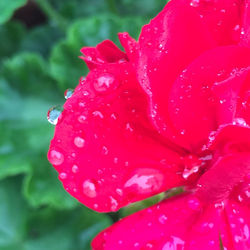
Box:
(92, 193), (249, 249)
(135, 0), (243, 147)
(240, 0), (250, 47)
(224, 199), (250, 249)
(168, 46), (250, 150)
(197, 153), (250, 203)
(80, 40), (127, 69)
(48, 60), (186, 212)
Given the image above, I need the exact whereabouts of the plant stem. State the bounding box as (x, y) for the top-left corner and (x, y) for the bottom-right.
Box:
(35, 0), (67, 32)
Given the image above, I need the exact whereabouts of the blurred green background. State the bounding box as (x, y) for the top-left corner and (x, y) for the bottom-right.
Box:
(0, 0), (166, 249)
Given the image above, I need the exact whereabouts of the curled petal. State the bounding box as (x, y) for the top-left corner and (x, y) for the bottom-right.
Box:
(80, 40), (127, 69)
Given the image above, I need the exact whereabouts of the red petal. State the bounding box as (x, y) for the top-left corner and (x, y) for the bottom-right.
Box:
(80, 40), (127, 69)
(92, 193), (249, 249)
(48, 61), (186, 212)
(197, 153), (250, 203)
(240, 0), (250, 47)
(135, 0), (243, 147)
(96, 40), (127, 63)
(224, 199), (250, 249)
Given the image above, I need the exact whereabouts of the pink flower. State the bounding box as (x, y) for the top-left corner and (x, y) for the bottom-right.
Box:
(48, 0), (250, 249)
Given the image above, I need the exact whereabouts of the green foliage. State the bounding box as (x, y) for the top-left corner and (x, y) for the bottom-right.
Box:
(0, 0), (27, 24)
(0, 177), (111, 250)
(0, 0), (167, 249)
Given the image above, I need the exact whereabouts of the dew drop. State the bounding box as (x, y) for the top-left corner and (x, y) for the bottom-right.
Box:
(64, 88), (74, 99)
(158, 214), (168, 224)
(101, 146), (109, 155)
(190, 0), (200, 7)
(48, 149), (64, 166)
(124, 169), (164, 195)
(47, 105), (63, 125)
(93, 73), (119, 93)
(83, 179), (97, 198)
(78, 115), (87, 123)
(59, 172), (67, 180)
(72, 165), (79, 173)
(110, 196), (118, 211)
(74, 136), (85, 148)
(116, 188), (123, 196)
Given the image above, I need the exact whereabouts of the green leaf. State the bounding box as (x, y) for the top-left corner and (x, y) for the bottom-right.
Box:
(0, 176), (111, 250)
(47, 0), (108, 20)
(0, 0), (27, 24)
(23, 157), (78, 210)
(0, 21), (25, 61)
(20, 24), (63, 58)
(50, 15), (145, 90)
(118, 0), (167, 18)
(0, 53), (76, 209)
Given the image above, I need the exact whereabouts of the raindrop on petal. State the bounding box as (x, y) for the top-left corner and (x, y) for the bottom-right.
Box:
(64, 88), (74, 99)
(74, 136), (85, 148)
(72, 165), (79, 173)
(83, 179), (97, 198)
(93, 73), (119, 93)
(47, 105), (63, 125)
(48, 149), (64, 166)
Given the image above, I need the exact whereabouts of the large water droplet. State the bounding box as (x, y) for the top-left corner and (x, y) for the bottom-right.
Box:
(47, 105), (63, 125)
(83, 179), (97, 198)
(48, 149), (64, 166)
(124, 168), (164, 195)
(93, 73), (119, 93)
(64, 88), (74, 99)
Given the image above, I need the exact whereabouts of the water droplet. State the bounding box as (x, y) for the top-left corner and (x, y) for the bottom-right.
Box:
(158, 214), (168, 224)
(134, 242), (140, 247)
(74, 136), (85, 148)
(92, 110), (104, 119)
(188, 198), (201, 210)
(93, 73), (119, 93)
(72, 165), (79, 173)
(48, 149), (64, 166)
(162, 236), (185, 250)
(232, 118), (248, 127)
(47, 105), (63, 125)
(190, 0), (200, 7)
(124, 169), (164, 195)
(101, 146), (109, 155)
(110, 196), (118, 211)
(182, 155), (201, 180)
(59, 172), (67, 180)
(116, 188), (123, 196)
(78, 115), (87, 123)
(64, 88), (74, 99)
(83, 179), (97, 198)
